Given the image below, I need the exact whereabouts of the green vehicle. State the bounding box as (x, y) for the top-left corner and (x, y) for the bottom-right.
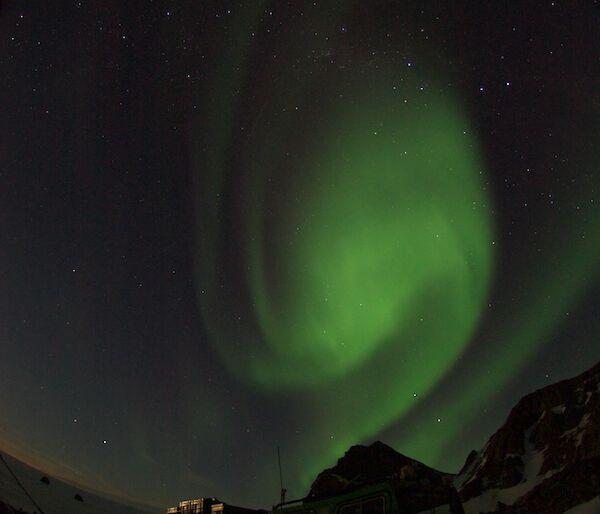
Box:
(271, 479), (464, 514)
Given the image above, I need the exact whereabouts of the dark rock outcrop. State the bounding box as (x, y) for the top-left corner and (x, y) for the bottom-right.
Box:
(309, 441), (454, 499)
(456, 360), (600, 512)
(489, 456), (600, 514)
(307, 441), (462, 513)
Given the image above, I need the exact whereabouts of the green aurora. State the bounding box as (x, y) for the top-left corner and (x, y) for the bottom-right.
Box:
(1, 1), (599, 510)
(191, 2), (600, 497)
(241, 81), (493, 388)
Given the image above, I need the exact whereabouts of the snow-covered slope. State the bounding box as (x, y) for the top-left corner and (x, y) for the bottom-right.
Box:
(455, 361), (600, 514)
(0, 451), (157, 514)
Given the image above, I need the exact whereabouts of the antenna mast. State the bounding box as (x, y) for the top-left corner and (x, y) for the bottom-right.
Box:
(277, 446), (287, 505)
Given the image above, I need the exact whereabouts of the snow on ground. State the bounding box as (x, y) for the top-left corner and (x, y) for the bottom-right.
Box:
(0, 452), (157, 514)
(453, 453), (479, 491)
(561, 412), (591, 448)
(461, 424), (560, 514)
(454, 442), (491, 491)
(562, 496), (600, 514)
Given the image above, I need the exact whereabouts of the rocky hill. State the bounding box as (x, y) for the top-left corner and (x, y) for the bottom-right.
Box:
(308, 440), (463, 513)
(306, 361), (600, 513)
(455, 361), (600, 513)
(2, 362), (598, 514)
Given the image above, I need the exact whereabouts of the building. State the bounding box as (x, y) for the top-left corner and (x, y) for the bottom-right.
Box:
(166, 498), (266, 514)
(166, 498), (219, 514)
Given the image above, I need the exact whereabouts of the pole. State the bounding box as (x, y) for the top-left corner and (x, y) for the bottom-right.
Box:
(277, 446), (286, 505)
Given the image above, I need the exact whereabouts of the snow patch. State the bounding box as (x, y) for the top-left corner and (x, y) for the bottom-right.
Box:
(561, 413), (591, 447)
(551, 404), (566, 414)
(454, 453), (479, 491)
(461, 425), (560, 514)
(461, 466), (560, 514)
(461, 453), (487, 489)
(455, 442), (491, 490)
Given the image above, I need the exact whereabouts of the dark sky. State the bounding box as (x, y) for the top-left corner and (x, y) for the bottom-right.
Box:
(0, 1), (599, 510)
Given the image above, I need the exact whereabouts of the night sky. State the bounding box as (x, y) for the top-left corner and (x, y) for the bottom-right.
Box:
(1, 1), (599, 510)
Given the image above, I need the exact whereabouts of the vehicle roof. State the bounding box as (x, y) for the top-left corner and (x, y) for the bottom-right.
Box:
(274, 482), (393, 514)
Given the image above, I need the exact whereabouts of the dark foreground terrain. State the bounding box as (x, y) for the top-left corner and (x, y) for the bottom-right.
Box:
(2, 362), (599, 514)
